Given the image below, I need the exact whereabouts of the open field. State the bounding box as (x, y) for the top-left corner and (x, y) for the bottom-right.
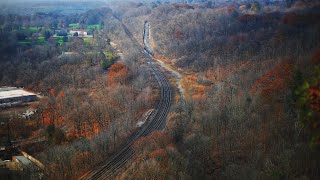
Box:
(37, 37), (45, 44)
(83, 37), (92, 44)
(69, 23), (80, 29)
(18, 36), (66, 46)
(53, 36), (65, 45)
(87, 24), (101, 31)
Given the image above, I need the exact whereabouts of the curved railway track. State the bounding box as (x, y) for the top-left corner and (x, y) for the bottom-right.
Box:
(80, 19), (172, 179)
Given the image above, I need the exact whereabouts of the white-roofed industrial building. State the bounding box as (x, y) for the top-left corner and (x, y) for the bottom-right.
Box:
(0, 87), (38, 104)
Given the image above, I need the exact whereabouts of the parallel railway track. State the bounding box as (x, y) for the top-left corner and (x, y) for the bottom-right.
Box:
(80, 19), (172, 180)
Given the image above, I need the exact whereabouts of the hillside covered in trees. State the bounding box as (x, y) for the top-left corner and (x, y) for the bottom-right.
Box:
(112, 0), (320, 179)
(0, 0), (320, 179)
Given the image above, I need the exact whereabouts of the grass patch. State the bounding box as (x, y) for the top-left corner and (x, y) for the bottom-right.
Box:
(54, 36), (65, 46)
(87, 24), (100, 31)
(83, 37), (93, 44)
(69, 23), (80, 29)
(21, 26), (42, 33)
(37, 36), (45, 45)
(29, 26), (41, 33)
(103, 51), (114, 60)
(18, 40), (31, 45)
(19, 37), (45, 45)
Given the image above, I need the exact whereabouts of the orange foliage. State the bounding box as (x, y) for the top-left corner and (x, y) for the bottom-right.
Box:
(42, 110), (64, 126)
(41, 89), (65, 126)
(250, 60), (294, 96)
(67, 125), (101, 141)
(134, 131), (171, 152)
(181, 75), (211, 100)
(93, 121), (100, 134)
(107, 63), (129, 85)
(133, 131), (175, 168)
(57, 91), (64, 98)
(192, 94), (207, 102)
(153, 54), (172, 64)
(149, 148), (167, 159)
(42, 110), (51, 125)
(150, 131), (171, 146)
(77, 121), (101, 139)
(205, 61), (253, 82)
(167, 143), (176, 149)
(49, 88), (56, 96)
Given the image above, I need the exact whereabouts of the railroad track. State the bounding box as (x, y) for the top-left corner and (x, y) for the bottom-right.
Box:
(80, 19), (172, 180)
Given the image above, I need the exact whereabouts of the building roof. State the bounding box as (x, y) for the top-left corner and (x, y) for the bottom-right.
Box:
(0, 87), (17, 92)
(70, 29), (87, 33)
(0, 89), (36, 100)
(14, 156), (32, 167)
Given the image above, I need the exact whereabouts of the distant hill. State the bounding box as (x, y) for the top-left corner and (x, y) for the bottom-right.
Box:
(0, 0), (107, 15)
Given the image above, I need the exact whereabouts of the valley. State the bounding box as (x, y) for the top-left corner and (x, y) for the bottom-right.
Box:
(0, 0), (320, 179)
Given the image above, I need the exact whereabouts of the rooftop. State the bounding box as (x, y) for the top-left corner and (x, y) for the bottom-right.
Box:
(0, 88), (36, 100)
(69, 29), (87, 32)
(14, 156), (32, 167)
(0, 87), (17, 92)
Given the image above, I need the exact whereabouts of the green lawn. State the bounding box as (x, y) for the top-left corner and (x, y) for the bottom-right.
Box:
(21, 26), (42, 33)
(29, 26), (41, 33)
(18, 36), (52, 45)
(87, 24), (101, 31)
(103, 51), (114, 60)
(19, 37), (44, 45)
(83, 37), (93, 44)
(69, 23), (80, 29)
(37, 36), (45, 44)
(54, 36), (65, 46)
(18, 40), (31, 45)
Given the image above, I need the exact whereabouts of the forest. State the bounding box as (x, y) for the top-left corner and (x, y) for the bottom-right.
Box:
(0, 0), (320, 179)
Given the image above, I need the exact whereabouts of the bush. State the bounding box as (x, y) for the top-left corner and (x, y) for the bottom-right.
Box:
(46, 124), (55, 139)
(53, 128), (66, 145)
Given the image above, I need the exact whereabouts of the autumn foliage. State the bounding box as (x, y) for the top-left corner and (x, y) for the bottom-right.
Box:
(134, 131), (172, 153)
(181, 75), (211, 101)
(149, 148), (167, 160)
(250, 60), (294, 96)
(123, 131), (184, 178)
(41, 88), (65, 126)
(107, 63), (129, 84)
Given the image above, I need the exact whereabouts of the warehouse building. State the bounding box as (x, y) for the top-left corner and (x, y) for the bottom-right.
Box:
(0, 87), (38, 104)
